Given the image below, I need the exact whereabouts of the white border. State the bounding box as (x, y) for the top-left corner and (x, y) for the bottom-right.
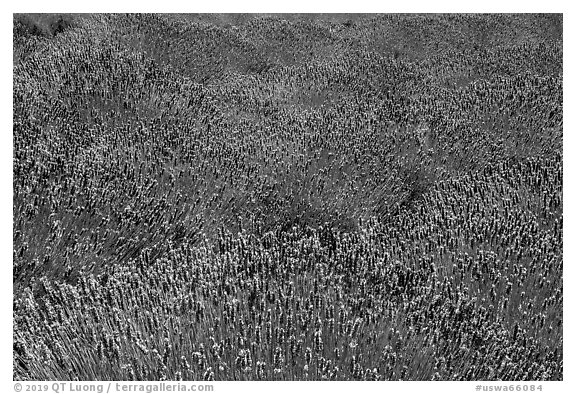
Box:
(4, 1), (570, 13)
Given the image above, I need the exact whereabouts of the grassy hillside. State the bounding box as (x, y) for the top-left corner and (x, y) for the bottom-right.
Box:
(13, 13), (562, 381)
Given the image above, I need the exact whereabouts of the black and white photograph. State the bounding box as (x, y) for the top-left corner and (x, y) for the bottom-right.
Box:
(8, 2), (570, 391)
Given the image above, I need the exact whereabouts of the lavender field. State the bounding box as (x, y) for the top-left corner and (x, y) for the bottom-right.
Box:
(13, 13), (562, 381)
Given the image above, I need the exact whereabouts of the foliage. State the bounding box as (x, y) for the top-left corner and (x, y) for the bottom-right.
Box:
(13, 13), (562, 381)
